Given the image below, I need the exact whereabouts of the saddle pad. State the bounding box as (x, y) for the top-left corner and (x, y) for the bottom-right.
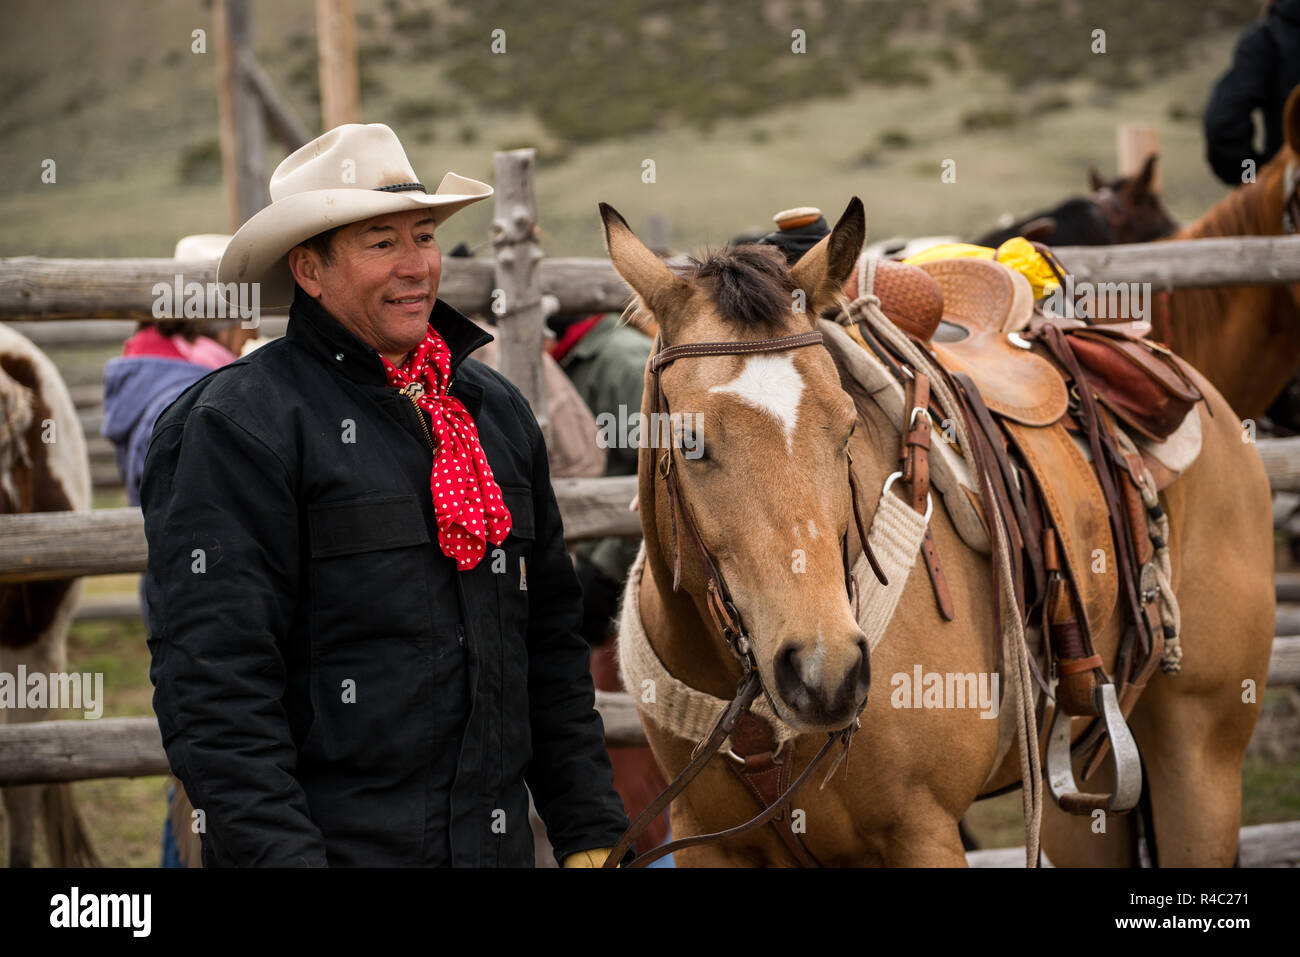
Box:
(1135, 388), (1204, 486)
(819, 318), (991, 553)
(1003, 420), (1118, 638)
(919, 260), (1068, 426)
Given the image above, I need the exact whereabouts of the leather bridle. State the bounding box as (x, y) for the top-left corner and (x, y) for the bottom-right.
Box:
(603, 327), (888, 868)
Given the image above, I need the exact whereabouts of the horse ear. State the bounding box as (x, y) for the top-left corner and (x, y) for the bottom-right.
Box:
(1127, 153), (1159, 199)
(1020, 217), (1056, 243)
(600, 203), (690, 327)
(790, 197), (866, 320)
(1285, 87), (1300, 156)
(1088, 167), (1106, 192)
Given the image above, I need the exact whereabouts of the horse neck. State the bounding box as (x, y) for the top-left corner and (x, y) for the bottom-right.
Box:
(1159, 156), (1300, 416)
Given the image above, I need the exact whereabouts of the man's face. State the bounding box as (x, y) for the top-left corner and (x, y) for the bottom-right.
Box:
(290, 207), (442, 365)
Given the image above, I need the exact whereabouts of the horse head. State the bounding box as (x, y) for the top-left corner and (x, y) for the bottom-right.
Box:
(1090, 153), (1179, 244)
(602, 199), (874, 732)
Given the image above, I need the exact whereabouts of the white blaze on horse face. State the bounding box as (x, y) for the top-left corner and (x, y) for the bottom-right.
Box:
(708, 354), (804, 454)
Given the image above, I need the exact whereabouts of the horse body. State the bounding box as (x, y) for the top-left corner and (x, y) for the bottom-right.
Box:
(0, 323), (98, 867)
(606, 199), (1273, 867)
(1149, 134), (1300, 419)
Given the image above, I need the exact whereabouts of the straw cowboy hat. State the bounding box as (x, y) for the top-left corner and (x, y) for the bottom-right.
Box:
(218, 123), (493, 308)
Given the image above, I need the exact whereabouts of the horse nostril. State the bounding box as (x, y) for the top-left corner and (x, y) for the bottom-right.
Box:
(856, 638), (871, 693)
(774, 642), (813, 711)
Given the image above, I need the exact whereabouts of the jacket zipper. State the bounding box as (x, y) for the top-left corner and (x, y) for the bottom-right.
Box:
(400, 380), (438, 453)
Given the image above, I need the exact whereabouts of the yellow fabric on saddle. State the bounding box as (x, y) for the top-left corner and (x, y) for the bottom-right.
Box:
(904, 238), (1061, 299)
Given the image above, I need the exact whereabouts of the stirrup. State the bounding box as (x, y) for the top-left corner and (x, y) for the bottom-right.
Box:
(1045, 682), (1142, 814)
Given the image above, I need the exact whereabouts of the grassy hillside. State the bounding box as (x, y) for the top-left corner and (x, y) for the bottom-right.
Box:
(0, 0), (1262, 257)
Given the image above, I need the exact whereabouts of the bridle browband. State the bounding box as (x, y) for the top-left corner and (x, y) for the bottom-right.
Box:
(603, 326), (888, 868)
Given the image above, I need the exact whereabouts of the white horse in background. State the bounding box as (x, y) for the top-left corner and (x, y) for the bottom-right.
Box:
(0, 323), (98, 866)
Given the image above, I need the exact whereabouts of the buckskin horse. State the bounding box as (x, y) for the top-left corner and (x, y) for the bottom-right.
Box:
(602, 197), (1273, 867)
(0, 324), (98, 866)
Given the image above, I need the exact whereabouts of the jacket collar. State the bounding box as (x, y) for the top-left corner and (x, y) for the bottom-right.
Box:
(286, 283), (493, 387)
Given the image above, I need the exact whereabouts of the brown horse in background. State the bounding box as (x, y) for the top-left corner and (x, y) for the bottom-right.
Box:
(1140, 88), (1300, 420)
(606, 199), (1273, 866)
(0, 324), (99, 866)
(973, 153), (1177, 248)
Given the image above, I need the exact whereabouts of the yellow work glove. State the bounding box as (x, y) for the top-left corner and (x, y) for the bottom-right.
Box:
(562, 846), (614, 868)
(901, 238), (1061, 300)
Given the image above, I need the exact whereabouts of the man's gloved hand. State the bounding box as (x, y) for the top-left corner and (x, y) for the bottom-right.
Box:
(562, 846), (614, 868)
(575, 561), (623, 647)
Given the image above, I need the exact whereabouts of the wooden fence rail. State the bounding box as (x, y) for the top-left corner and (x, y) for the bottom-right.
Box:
(4, 235), (1300, 322)
(0, 256), (628, 321)
(2, 631), (1295, 787)
(0, 690), (645, 787)
(5, 429), (1300, 582)
(0, 476), (639, 584)
(966, 821), (1300, 867)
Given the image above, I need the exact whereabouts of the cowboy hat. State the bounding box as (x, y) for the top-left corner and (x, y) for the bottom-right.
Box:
(218, 123), (493, 308)
(174, 233), (233, 261)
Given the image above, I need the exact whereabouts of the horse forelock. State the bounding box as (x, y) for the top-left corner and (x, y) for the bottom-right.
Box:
(689, 245), (798, 334)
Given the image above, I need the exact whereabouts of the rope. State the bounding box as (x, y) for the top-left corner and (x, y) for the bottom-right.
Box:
(844, 255), (1041, 865)
(843, 256), (982, 496)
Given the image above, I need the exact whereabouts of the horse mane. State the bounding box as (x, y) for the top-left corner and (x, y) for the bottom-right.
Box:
(1157, 147), (1293, 352)
(1175, 148), (1290, 241)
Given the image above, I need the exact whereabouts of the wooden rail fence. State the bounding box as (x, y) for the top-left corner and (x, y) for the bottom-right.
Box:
(4, 156), (1300, 866)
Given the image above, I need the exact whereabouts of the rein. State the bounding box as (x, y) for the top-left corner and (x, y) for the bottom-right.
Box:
(603, 327), (885, 868)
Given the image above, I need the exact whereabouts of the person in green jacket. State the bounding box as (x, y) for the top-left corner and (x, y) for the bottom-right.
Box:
(548, 312), (652, 644)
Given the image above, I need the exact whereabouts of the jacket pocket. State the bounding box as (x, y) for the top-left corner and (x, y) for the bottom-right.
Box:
(496, 485), (535, 631)
(307, 494), (432, 644)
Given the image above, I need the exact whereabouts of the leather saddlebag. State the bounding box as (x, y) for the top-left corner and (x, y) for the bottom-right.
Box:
(1062, 327), (1203, 442)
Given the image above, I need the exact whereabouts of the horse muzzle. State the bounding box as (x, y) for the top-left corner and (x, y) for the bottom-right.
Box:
(770, 632), (871, 731)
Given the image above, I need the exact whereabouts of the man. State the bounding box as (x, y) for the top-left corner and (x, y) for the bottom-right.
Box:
(141, 123), (628, 866)
(1203, 0), (1300, 187)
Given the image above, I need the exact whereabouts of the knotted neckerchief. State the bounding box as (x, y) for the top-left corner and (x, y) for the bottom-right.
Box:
(381, 326), (512, 569)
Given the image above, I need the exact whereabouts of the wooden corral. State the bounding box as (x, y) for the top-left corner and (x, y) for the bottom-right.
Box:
(3, 154), (1300, 866)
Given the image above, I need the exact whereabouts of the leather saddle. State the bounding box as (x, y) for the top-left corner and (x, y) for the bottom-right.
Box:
(859, 255), (1206, 813)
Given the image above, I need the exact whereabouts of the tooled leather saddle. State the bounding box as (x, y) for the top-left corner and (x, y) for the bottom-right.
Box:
(860, 255), (1205, 811)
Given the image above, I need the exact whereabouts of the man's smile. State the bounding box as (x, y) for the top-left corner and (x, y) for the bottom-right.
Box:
(386, 293), (430, 312)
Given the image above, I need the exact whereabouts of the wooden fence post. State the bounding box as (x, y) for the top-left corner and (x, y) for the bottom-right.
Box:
(491, 149), (550, 445)
(316, 0), (359, 129)
(214, 0), (268, 229)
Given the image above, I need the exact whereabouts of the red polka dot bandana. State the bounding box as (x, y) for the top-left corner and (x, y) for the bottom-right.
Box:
(381, 326), (512, 570)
